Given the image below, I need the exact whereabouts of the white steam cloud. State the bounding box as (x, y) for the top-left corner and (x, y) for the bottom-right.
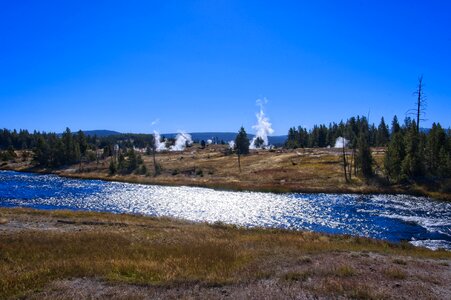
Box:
(228, 140), (235, 149)
(334, 137), (349, 148)
(170, 132), (193, 151)
(207, 139), (213, 145)
(153, 131), (193, 152)
(153, 131), (168, 152)
(250, 98), (274, 149)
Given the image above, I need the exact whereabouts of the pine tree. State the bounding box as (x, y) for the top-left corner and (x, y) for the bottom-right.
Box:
(401, 121), (424, 178)
(34, 136), (50, 166)
(76, 130), (88, 156)
(109, 159), (117, 175)
(391, 115), (400, 134)
(425, 123), (446, 175)
(254, 137), (264, 148)
(384, 132), (405, 182)
(376, 117), (390, 146)
(235, 127), (250, 172)
(356, 132), (373, 178)
(127, 148), (138, 173)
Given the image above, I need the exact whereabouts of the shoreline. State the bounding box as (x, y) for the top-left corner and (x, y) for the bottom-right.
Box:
(2, 166), (449, 201)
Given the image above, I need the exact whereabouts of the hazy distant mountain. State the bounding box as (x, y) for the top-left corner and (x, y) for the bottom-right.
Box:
(83, 130), (122, 137)
(162, 132), (287, 146)
(80, 130), (288, 145)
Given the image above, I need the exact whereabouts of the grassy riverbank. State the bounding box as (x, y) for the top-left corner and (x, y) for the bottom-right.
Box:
(2, 146), (450, 200)
(0, 208), (450, 299)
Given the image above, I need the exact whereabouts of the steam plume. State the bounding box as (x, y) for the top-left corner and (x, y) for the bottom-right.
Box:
(153, 131), (168, 152)
(170, 132), (193, 151)
(334, 137), (349, 148)
(250, 98), (274, 149)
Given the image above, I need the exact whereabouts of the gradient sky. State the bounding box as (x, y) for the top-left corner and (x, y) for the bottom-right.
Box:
(1, 1), (450, 134)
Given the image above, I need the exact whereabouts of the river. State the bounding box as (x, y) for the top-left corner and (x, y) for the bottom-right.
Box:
(1, 170), (450, 250)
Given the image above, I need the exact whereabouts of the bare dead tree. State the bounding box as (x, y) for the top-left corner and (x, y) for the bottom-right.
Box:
(342, 141), (349, 183)
(407, 75), (427, 132)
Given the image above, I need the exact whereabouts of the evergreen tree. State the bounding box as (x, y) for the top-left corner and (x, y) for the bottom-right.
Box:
(391, 115), (400, 134)
(356, 131), (373, 178)
(127, 148), (138, 173)
(235, 127), (250, 172)
(356, 117), (373, 178)
(109, 159), (117, 175)
(34, 136), (49, 166)
(76, 130), (88, 156)
(384, 132), (405, 182)
(117, 153), (126, 173)
(401, 121), (424, 178)
(254, 137), (264, 148)
(425, 123), (446, 175)
(376, 117), (390, 146)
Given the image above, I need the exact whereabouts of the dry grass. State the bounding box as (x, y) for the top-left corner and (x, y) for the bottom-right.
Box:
(0, 208), (450, 299)
(384, 267), (407, 280)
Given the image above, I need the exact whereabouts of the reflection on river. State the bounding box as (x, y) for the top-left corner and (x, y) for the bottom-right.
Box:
(1, 170), (450, 250)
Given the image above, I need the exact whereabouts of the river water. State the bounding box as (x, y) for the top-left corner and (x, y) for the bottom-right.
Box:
(1, 170), (450, 250)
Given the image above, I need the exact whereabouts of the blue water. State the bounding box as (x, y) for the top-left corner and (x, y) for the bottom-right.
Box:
(1, 170), (450, 250)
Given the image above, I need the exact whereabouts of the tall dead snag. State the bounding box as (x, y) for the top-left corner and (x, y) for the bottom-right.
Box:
(415, 75), (426, 132)
(408, 75), (426, 132)
(342, 141), (349, 183)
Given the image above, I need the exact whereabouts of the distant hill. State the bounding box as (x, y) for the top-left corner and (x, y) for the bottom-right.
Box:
(78, 130), (287, 145)
(83, 130), (122, 137)
(161, 132), (287, 146)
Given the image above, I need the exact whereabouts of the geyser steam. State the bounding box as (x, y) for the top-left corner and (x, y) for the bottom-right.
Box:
(153, 131), (168, 152)
(334, 137), (349, 148)
(153, 131), (193, 152)
(170, 132), (193, 151)
(250, 98), (274, 149)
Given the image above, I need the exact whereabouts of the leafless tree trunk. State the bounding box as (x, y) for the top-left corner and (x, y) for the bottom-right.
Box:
(416, 75), (424, 132)
(407, 75), (426, 132)
(342, 143), (349, 183)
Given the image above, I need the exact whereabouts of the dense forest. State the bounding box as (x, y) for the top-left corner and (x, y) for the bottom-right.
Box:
(0, 114), (450, 183)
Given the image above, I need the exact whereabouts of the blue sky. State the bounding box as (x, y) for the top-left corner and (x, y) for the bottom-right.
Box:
(1, 1), (450, 134)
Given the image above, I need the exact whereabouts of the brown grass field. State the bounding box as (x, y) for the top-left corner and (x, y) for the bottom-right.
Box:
(0, 208), (450, 299)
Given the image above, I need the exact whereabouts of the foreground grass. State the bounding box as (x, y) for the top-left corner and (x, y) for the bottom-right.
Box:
(0, 208), (450, 299)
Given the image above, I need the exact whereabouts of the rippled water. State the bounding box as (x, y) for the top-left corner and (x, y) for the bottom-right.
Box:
(1, 170), (450, 250)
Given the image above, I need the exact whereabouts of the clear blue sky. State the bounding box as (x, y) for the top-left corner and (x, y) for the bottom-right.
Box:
(1, 1), (450, 134)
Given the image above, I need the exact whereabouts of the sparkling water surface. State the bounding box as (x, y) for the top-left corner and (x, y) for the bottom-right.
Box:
(1, 170), (450, 250)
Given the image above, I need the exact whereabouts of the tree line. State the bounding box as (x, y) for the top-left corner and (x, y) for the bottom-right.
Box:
(285, 115), (390, 149)
(285, 115), (450, 182)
